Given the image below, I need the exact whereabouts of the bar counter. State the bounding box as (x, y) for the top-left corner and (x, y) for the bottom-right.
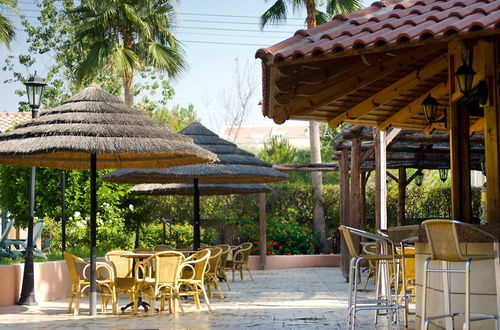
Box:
(411, 223), (500, 329)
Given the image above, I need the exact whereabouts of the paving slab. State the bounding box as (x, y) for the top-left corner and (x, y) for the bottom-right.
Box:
(0, 267), (415, 329)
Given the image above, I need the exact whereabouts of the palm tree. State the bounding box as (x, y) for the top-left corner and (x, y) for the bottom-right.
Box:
(71, 0), (185, 107)
(260, 0), (361, 253)
(0, 0), (17, 48)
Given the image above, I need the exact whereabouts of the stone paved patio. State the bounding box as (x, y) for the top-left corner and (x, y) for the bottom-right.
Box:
(0, 267), (414, 329)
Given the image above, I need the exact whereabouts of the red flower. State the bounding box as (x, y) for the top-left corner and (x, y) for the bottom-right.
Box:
(266, 251), (271, 255)
(268, 243), (273, 247)
(286, 252), (291, 255)
(278, 246), (283, 250)
(310, 244), (315, 249)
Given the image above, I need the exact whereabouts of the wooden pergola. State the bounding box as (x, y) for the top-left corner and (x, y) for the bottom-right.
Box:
(256, 0), (500, 228)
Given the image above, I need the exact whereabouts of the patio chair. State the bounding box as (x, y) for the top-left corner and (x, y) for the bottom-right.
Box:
(105, 251), (138, 312)
(133, 248), (153, 253)
(421, 220), (500, 330)
(135, 251), (185, 315)
(205, 246), (224, 299)
(361, 242), (377, 291)
(179, 249), (212, 311)
(0, 219), (15, 258)
(64, 251), (117, 315)
(339, 225), (403, 329)
(217, 244), (232, 290)
(9, 220), (46, 259)
(226, 242), (253, 282)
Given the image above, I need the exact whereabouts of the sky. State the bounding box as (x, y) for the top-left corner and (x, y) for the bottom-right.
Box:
(0, 0), (372, 133)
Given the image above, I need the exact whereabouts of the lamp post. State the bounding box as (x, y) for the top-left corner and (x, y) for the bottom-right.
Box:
(17, 73), (46, 306)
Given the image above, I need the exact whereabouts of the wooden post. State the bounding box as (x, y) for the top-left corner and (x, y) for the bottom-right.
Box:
(350, 137), (361, 229)
(339, 149), (350, 280)
(360, 171), (370, 230)
(374, 128), (388, 229)
(259, 193), (267, 270)
(397, 167), (407, 226)
(477, 40), (500, 224)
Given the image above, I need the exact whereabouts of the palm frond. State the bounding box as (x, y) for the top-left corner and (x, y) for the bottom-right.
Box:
(108, 45), (141, 75)
(315, 10), (330, 25)
(0, 0), (16, 48)
(122, 3), (152, 40)
(326, 0), (362, 16)
(144, 42), (185, 78)
(259, 0), (287, 30)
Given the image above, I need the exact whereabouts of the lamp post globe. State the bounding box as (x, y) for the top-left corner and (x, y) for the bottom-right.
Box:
(415, 170), (424, 187)
(17, 73), (46, 306)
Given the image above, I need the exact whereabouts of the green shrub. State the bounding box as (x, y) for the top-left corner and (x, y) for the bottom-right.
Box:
(236, 216), (317, 255)
(140, 222), (217, 249)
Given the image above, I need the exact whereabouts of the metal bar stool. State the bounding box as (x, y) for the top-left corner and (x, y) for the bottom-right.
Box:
(421, 220), (500, 330)
(339, 225), (404, 329)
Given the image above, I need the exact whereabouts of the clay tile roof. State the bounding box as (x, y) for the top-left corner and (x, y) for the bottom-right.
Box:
(255, 0), (500, 63)
(0, 112), (32, 133)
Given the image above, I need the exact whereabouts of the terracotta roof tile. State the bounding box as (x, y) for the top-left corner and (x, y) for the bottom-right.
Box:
(256, 0), (500, 64)
(0, 112), (31, 133)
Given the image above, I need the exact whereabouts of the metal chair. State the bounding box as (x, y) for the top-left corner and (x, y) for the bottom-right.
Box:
(421, 220), (500, 330)
(339, 225), (403, 329)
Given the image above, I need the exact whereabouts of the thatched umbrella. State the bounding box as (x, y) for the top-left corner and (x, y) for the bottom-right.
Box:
(103, 122), (288, 249)
(130, 183), (273, 196)
(0, 85), (216, 315)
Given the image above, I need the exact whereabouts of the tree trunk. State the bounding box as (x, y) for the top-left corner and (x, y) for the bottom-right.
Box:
(305, 3), (328, 253)
(123, 32), (135, 107)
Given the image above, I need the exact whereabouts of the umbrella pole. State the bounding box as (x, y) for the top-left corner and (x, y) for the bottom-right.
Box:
(89, 154), (97, 316)
(193, 178), (200, 250)
(61, 170), (66, 252)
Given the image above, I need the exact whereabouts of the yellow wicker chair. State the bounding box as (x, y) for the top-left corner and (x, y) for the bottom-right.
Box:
(63, 251), (116, 315)
(135, 251), (185, 315)
(205, 246), (224, 299)
(226, 242), (253, 282)
(217, 244), (232, 290)
(179, 249), (212, 311)
(105, 251), (137, 312)
(133, 248), (153, 253)
(361, 243), (377, 291)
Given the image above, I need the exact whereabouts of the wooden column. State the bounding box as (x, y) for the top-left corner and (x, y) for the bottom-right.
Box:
(477, 40), (500, 224)
(360, 171), (370, 230)
(374, 128), (388, 229)
(397, 167), (406, 226)
(350, 137), (361, 229)
(339, 149), (350, 280)
(259, 193), (267, 270)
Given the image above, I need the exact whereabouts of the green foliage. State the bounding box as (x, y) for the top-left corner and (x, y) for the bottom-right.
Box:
(71, 0), (185, 84)
(258, 136), (297, 164)
(140, 222), (216, 249)
(0, 0), (16, 48)
(236, 216), (317, 255)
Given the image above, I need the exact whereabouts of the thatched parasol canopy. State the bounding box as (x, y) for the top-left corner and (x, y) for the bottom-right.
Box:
(0, 84), (216, 315)
(102, 122), (288, 184)
(0, 85), (216, 170)
(131, 183), (273, 196)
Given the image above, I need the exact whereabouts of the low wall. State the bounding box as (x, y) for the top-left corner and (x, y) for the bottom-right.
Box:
(0, 254), (339, 307)
(249, 254), (339, 270)
(0, 260), (71, 307)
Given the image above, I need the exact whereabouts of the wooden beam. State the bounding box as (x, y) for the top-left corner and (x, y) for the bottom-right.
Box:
(328, 55), (448, 128)
(360, 146), (374, 163)
(470, 117), (485, 135)
(385, 128), (402, 147)
(406, 169), (422, 185)
(350, 137), (362, 230)
(277, 50), (437, 116)
(378, 81), (448, 130)
(387, 171), (398, 183)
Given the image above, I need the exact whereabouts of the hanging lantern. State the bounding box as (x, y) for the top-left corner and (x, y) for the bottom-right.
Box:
(438, 168), (448, 182)
(415, 170), (424, 187)
(455, 64), (476, 95)
(480, 160), (486, 176)
(421, 94), (440, 123)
